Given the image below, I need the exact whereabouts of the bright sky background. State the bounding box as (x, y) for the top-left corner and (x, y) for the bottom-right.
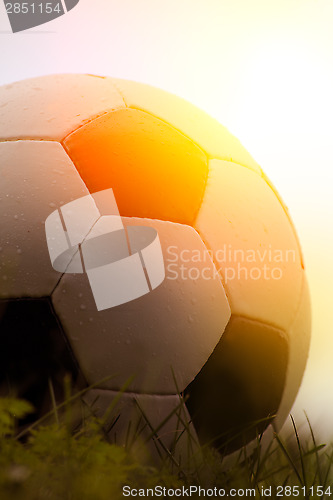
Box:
(1, 0), (333, 442)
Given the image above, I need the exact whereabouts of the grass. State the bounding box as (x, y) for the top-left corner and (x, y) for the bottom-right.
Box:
(0, 389), (332, 500)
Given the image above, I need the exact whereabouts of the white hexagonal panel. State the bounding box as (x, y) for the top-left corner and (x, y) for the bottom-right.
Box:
(195, 159), (303, 331)
(0, 141), (89, 298)
(52, 217), (231, 394)
(0, 74), (125, 141)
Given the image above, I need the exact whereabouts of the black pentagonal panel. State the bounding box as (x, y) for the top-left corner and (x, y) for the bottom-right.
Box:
(184, 316), (288, 454)
(0, 298), (82, 427)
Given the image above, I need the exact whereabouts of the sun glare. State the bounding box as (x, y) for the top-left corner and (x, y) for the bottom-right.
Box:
(232, 38), (333, 158)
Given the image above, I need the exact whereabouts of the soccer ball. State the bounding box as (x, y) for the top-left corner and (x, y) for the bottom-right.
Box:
(0, 74), (310, 456)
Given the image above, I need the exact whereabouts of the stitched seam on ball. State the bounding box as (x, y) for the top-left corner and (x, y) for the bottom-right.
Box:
(112, 81), (128, 107)
(83, 387), (189, 397)
(50, 215), (102, 299)
(261, 173), (304, 270)
(230, 313), (288, 338)
(59, 79), (127, 140)
(190, 224), (231, 306)
(286, 270), (307, 332)
(0, 138), (60, 142)
(111, 80), (261, 175)
(192, 160), (209, 227)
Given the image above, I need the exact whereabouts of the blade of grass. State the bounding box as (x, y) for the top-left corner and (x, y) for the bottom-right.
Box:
(170, 369), (202, 472)
(304, 411), (324, 488)
(274, 432), (303, 486)
(134, 397), (182, 469)
(48, 378), (59, 427)
(290, 414), (307, 490)
(322, 448), (333, 495)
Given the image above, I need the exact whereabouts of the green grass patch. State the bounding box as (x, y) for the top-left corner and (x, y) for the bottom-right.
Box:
(0, 394), (332, 499)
